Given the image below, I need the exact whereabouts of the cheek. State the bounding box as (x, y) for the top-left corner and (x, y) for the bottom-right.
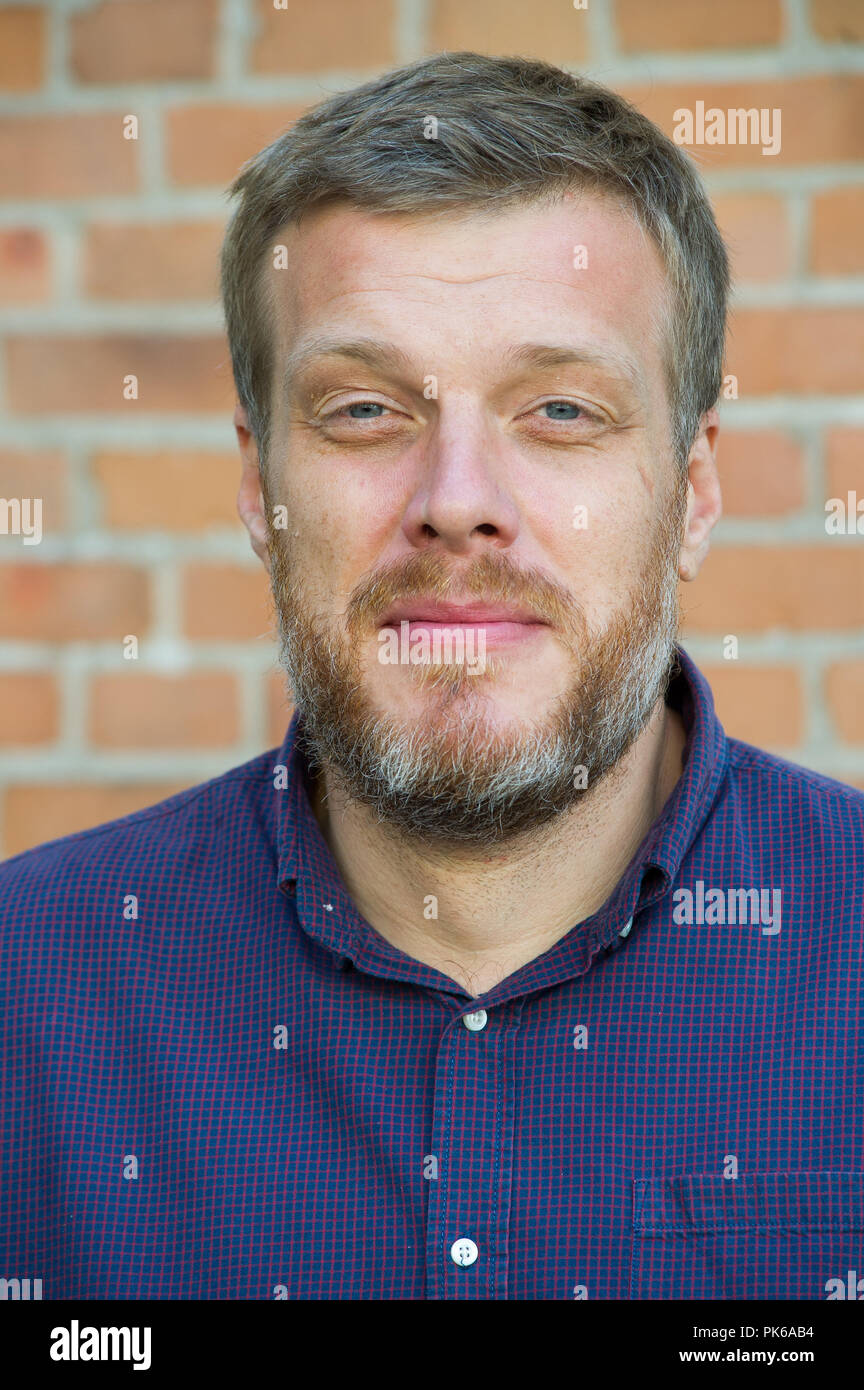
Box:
(287, 463), (410, 584)
(533, 482), (651, 599)
(280, 488), (384, 617)
(283, 427), (407, 528)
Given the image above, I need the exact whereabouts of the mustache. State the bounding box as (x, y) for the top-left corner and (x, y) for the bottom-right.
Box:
(344, 550), (582, 637)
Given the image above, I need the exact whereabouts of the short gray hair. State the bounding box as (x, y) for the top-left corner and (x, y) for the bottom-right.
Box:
(220, 50), (729, 471)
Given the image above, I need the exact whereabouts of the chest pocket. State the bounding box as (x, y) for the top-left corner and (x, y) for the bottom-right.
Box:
(630, 1172), (864, 1300)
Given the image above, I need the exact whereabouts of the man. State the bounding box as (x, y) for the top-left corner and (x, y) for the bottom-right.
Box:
(2, 52), (863, 1302)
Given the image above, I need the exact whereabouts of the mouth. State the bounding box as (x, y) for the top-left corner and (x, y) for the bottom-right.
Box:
(377, 600), (550, 647)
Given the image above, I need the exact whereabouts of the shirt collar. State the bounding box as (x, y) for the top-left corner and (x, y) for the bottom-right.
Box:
(274, 644), (729, 974)
(631, 644), (729, 897)
(592, 644), (729, 961)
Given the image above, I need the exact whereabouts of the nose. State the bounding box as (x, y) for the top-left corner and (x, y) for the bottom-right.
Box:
(400, 396), (520, 555)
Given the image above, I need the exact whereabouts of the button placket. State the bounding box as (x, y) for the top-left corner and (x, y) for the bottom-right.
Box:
(425, 1004), (515, 1299)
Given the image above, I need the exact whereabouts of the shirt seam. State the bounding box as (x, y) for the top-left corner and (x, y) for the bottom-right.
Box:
(727, 741), (864, 808)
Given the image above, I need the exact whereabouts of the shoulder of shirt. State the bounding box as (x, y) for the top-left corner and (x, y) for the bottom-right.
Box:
(725, 733), (864, 823)
(0, 743), (285, 890)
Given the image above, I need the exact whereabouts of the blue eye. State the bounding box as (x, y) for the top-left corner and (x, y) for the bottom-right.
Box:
(541, 400), (583, 419)
(345, 402), (386, 418)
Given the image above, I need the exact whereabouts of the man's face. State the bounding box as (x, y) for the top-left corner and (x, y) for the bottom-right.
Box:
(260, 193), (690, 843)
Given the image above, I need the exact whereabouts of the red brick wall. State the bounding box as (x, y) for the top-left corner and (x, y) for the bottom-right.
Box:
(1, 0), (863, 856)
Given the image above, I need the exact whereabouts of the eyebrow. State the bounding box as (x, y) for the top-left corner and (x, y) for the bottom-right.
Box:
(502, 341), (645, 391)
(282, 336), (645, 395)
(283, 337), (414, 392)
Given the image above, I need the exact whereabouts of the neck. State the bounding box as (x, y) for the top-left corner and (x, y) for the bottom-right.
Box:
(309, 699), (687, 997)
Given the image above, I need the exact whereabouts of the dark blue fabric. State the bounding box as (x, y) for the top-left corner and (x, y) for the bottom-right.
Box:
(2, 646), (863, 1300)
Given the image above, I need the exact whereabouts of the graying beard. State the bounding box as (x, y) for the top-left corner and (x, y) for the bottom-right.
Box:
(277, 577), (679, 847)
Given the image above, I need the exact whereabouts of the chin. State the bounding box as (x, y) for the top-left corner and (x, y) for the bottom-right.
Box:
(370, 673), (554, 738)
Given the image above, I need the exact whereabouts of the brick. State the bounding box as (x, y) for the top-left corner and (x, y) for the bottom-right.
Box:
(680, 546), (864, 632)
(266, 668), (294, 745)
(251, 0), (395, 74)
(6, 334), (233, 414)
(621, 76), (864, 168)
(83, 220), (224, 301)
(182, 563), (273, 639)
(88, 672), (239, 748)
(429, 0), (589, 61)
(2, 782), (190, 859)
(825, 661), (864, 742)
(0, 449), (68, 533)
(810, 0), (864, 40)
(166, 103), (307, 188)
(69, 0), (217, 84)
(711, 194), (791, 282)
(0, 564), (149, 640)
(0, 113), (138, 199)
(0, 673), (59, 745)
(0, 228), (50, 303)
(616, 0), (783, 51)
(700, 663), (804, 746)
(810, 187), (864, 274)
(92, 450), (239, 531)
(825, 428), (864, 498)
(725, 307), (864, 396)
(0, 6), (45, 91)
(715, 431), (805, 516)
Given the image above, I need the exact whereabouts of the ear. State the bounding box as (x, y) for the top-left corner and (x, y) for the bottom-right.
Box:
(234, 403), (271, 574)
(678, 408), (722, 582)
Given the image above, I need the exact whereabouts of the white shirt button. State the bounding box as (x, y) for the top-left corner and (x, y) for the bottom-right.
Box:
(450, 1237), (479, 1267)
(462, 1009), (488, 1031)
(619, 916), (633, 939)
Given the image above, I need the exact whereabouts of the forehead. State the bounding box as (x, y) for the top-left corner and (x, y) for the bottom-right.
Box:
(266, 193), (670, 379)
